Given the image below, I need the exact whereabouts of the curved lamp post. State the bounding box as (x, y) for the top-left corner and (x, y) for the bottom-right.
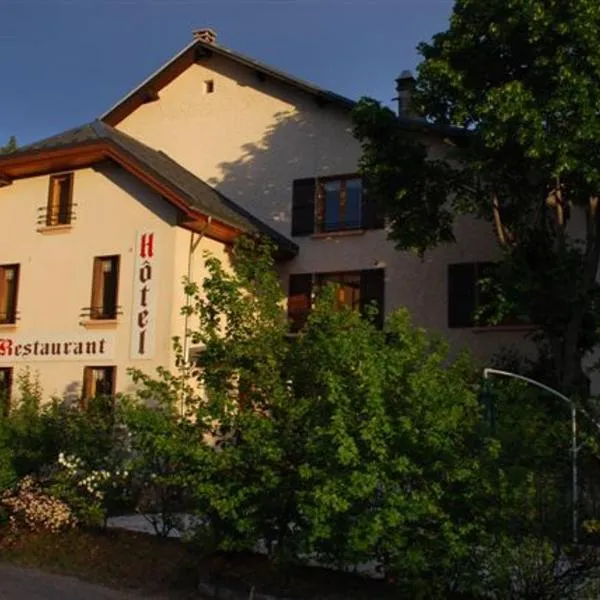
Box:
(482, 368), (597, 545)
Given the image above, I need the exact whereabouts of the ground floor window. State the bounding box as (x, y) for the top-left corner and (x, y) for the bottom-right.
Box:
(82, 366), (116, 405)
(288, 268), (385, 332)
(448, 262), (529, 328)
(0, 367), (12, 416)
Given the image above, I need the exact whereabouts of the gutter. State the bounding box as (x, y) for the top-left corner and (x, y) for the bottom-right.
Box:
(181, 216), (212, 415)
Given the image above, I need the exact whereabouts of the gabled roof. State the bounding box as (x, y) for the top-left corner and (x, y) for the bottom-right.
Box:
(101, 36), (356, 126)
(100, 34), (469, 141)
(0, 121), (298, 257)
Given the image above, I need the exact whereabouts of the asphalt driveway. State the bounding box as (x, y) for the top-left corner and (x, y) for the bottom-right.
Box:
(0, 564), (176, 600)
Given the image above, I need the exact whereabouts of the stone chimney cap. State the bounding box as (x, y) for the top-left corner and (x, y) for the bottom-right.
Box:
(193, 28), (217, 44)
(396, 70), (415, 89)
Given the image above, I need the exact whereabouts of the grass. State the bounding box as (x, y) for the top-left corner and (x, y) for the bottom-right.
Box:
(0, 526), (398, 599)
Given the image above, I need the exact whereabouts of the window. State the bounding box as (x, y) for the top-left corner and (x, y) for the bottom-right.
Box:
(82, 366), (116, 401)
(0, 264), (19, 324)
(320, 177), (362, 232)
(316, 272), (362, 310)
(0, 367), (12, 416)
(448, 262), (505, 328)
(291, 175), (385, 236)
(90, 256), (120, 320)
(46, 173), (73, 226)
(204, 79), (215, 94)
(288, 269), (385, 332)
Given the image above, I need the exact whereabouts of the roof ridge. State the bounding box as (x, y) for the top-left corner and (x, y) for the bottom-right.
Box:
(100, 37), (356, 125)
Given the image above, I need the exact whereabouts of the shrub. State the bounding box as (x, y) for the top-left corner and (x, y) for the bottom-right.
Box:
(50, 452), (131, 528)
(1, 476), (77, 534)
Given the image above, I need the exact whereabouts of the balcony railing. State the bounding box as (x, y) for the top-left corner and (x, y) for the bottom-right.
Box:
(0, 310), (19, 325)
(79, 305), (122, 321)
(37, 204), (77, 227)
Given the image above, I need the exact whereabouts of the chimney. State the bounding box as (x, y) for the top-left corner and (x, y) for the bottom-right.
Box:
(193, 28), (217, 44)
(395, 70), (416, 118)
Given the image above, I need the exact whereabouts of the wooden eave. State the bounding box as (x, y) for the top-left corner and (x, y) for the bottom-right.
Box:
(0, 142), (243, 246)
(104, 45), (197, 126)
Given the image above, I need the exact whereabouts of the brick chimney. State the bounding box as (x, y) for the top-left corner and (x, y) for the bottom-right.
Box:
(193, 28), (217, 44)
(395, 70), (416, 118)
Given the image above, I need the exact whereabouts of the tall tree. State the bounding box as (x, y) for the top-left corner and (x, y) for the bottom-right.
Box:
(0, 136), (17, 155)
(353, 0), (600, 397)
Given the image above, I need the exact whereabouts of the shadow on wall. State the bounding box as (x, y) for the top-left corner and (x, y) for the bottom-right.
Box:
(62, 380), (82, 408)
(208, 108), (357, 236)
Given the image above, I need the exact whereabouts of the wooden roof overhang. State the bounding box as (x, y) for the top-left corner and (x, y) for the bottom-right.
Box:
(0, 142), (244, 245)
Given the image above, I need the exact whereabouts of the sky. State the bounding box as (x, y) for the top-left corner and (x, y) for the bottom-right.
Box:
(0, 0), (454, 146)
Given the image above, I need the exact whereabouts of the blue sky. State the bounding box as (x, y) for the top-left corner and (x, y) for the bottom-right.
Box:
(0, 0), (454, 146)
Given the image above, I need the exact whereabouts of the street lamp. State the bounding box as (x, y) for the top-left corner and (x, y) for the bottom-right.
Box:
(483, 368), (586, 544)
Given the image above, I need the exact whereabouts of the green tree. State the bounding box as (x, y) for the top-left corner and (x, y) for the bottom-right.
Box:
(353, 0), (600, 397)
(0, 136), (17, 155)
(131, 237), (527, 594)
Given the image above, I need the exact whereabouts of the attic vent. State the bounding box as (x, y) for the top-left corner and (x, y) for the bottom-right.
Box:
(193, 28), (217, 44)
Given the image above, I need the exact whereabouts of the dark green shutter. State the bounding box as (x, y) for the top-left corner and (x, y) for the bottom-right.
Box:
(288, 273), (313, 332)
(291, 178), (316, 237)
(360, 268), (385, 328)
(361, 178), (385, 230)
(448, 263), (477, 328)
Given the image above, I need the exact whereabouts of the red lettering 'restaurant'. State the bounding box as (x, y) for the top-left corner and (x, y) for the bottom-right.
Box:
(0, 339), (13, 357)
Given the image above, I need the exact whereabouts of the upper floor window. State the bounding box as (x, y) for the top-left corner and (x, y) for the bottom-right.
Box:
(288, 268), (385, 332)
(89, 256), (120, 320)
(291, 175), (385, 236)
(46, 173), (74, 226)
(0, 264), (19, 324)
(320, 177), (362, 232)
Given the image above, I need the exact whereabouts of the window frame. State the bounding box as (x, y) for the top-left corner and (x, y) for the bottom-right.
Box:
(447, 261), (528, 328)
(288, 268), (385, 332)
(0, 264), (20, 325)
(82, 366), (116, 404)
(315, 271), (362, 311)
(90, 255), (120, 320)
(46, 173), (74, 227)
(316, 174), (364, 233)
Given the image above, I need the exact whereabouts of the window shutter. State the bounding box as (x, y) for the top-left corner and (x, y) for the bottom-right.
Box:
(291, 178), (316, 236)
(82, 367), (94, 405)
(448, 263), (477, 328)
(361, 179), (385, 230)
(0, 267), (6, 321)
(360, 268), (385, 328)
(288, 273), (313, 332)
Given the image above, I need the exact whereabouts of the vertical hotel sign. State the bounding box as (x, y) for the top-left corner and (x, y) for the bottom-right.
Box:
(130, 232), (158, 359)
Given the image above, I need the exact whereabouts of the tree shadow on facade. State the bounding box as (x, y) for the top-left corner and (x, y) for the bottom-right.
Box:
(207, 107), (356, 239)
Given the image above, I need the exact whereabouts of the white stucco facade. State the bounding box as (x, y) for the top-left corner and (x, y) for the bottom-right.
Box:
(0, 162), (231, 401)
(116, 49), (530, 361)
(0, 34), (533, 403)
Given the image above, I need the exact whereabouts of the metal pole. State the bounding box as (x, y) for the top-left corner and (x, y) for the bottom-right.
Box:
(483, 368), (581, 544)
(572, 405), (578, 544)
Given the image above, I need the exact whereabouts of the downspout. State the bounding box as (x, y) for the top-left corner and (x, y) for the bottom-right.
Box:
(181, 216), (212, 415)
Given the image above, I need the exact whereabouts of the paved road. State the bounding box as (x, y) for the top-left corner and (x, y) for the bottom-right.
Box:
(0, 564), (169, 599)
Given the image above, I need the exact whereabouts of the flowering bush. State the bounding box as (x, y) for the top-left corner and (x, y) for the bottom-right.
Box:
(1, 476), (76, 533)
(51, 452), (130, 528)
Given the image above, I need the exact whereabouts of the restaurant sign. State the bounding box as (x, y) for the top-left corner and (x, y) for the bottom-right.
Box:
(0, 332), (116, 363)
(130, 231), (158, 359)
